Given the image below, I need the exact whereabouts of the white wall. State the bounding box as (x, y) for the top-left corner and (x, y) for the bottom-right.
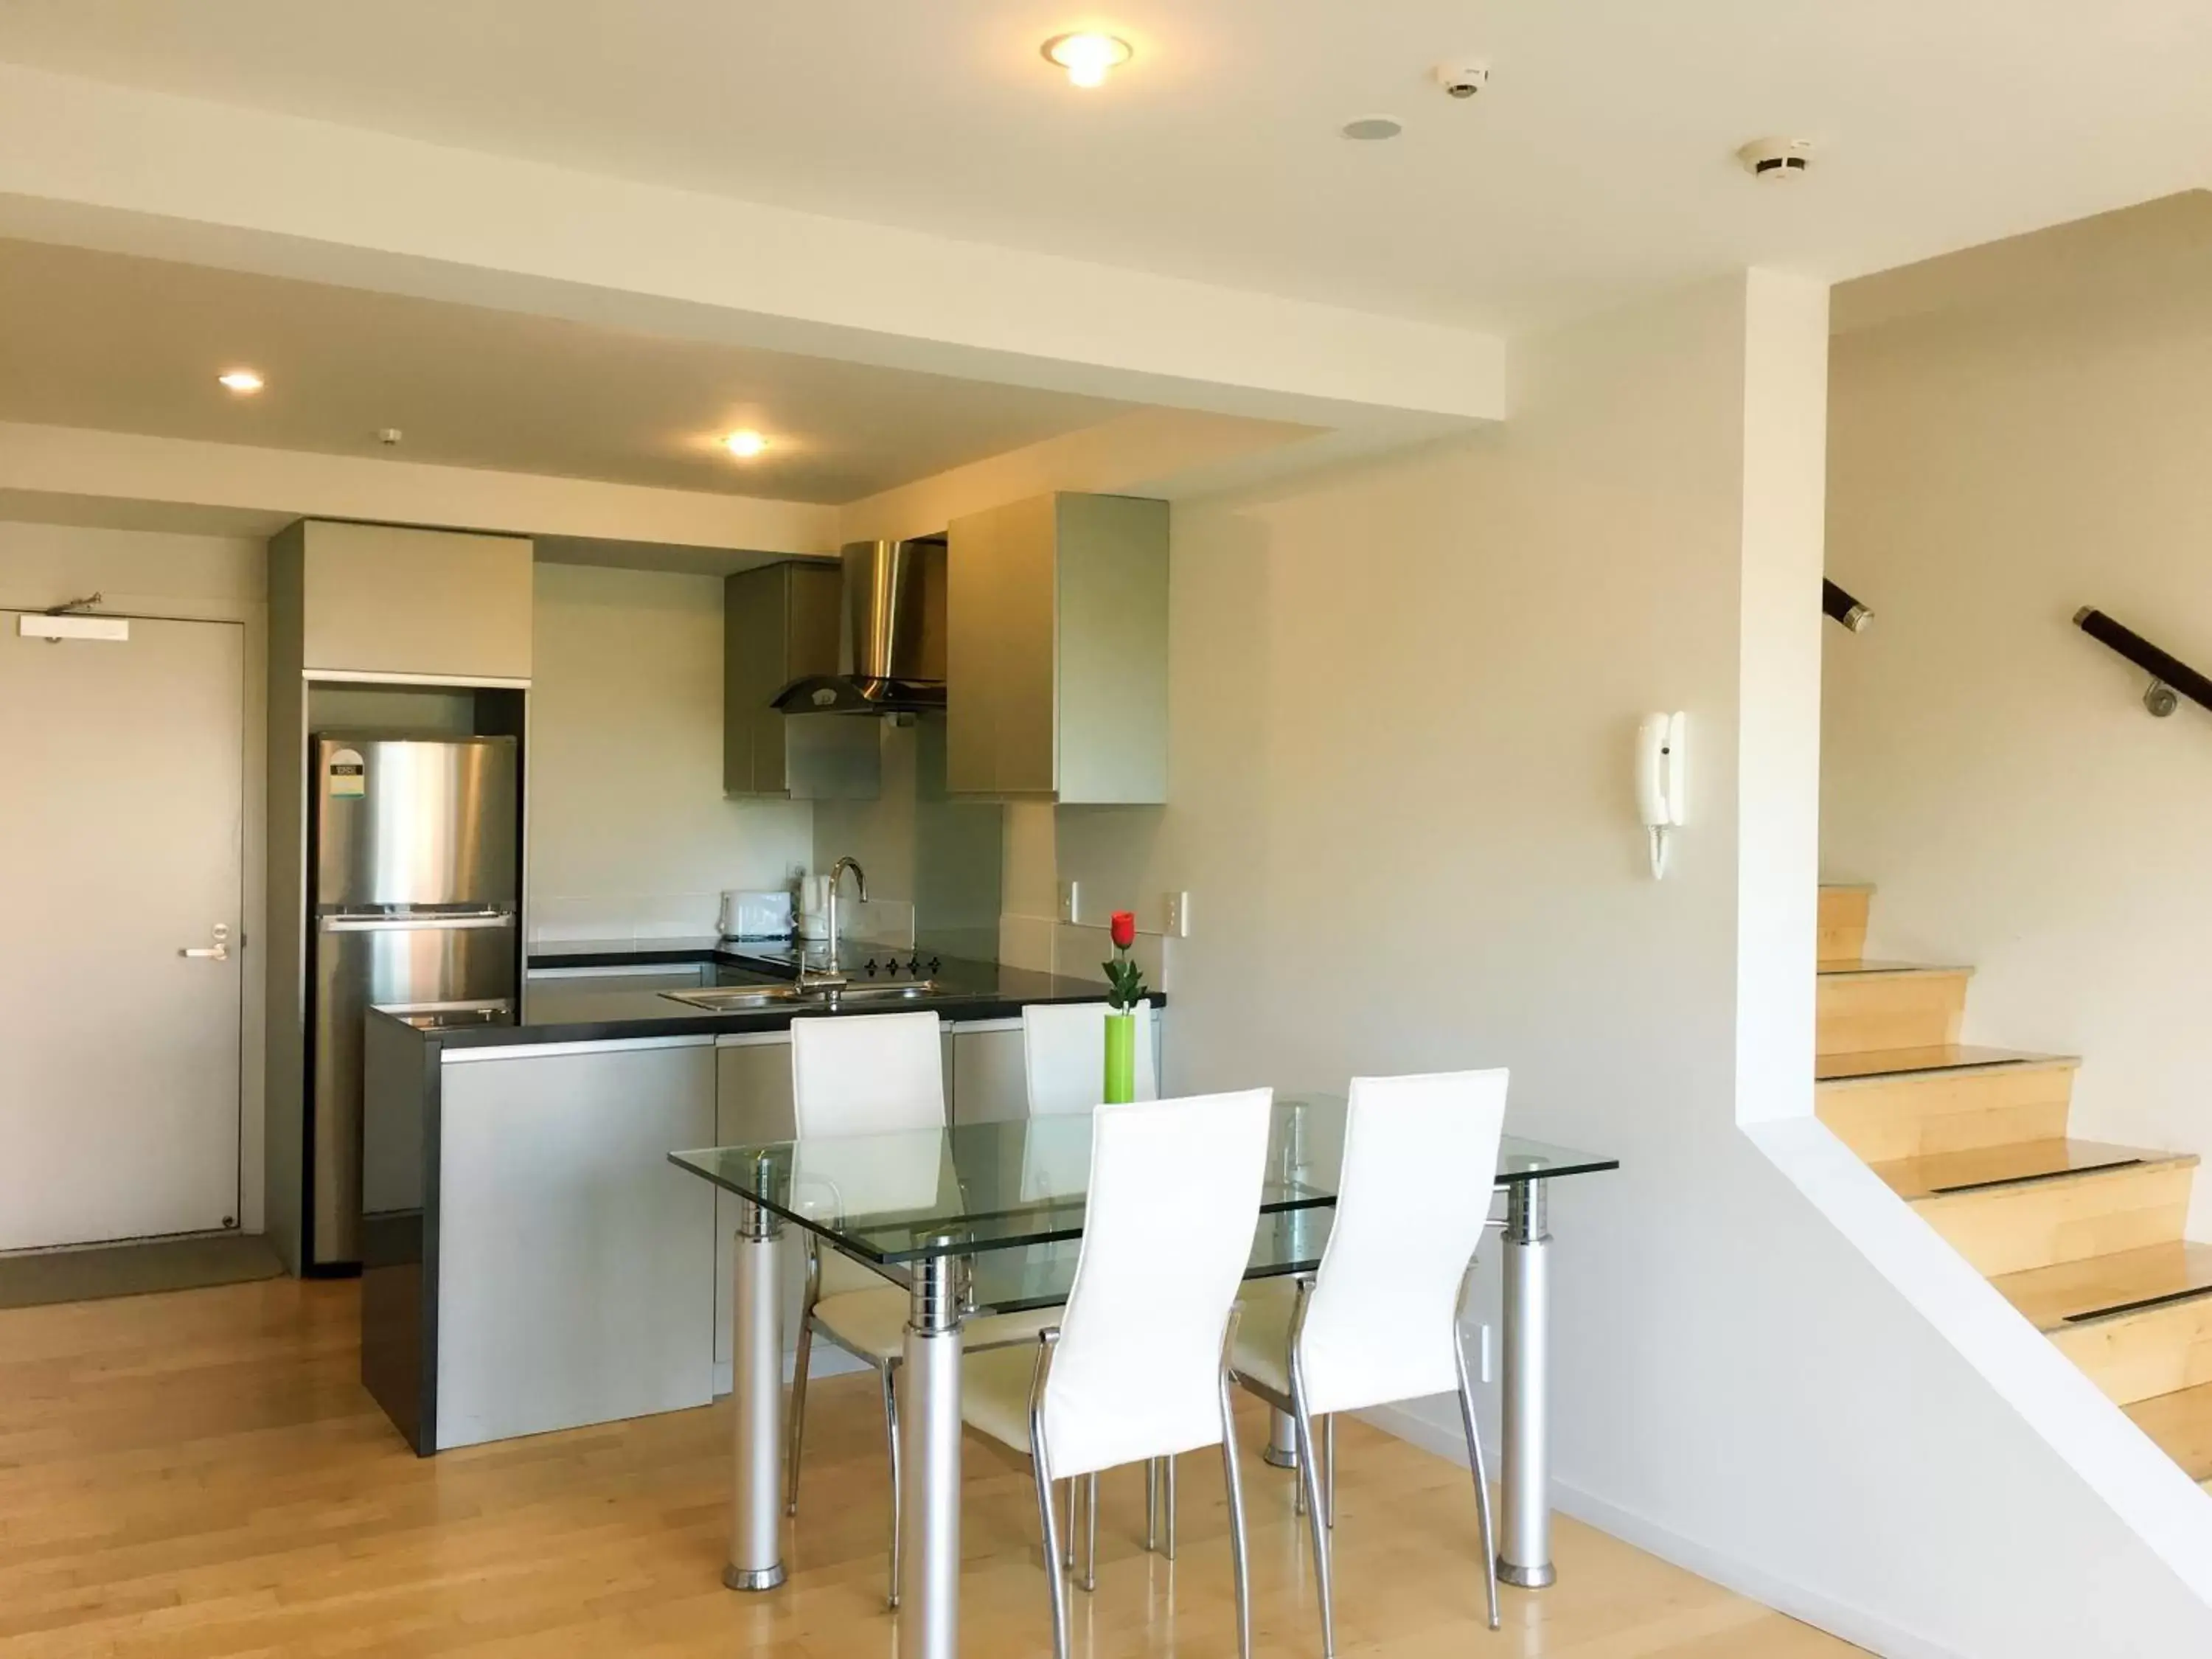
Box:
(0, 520), (269, 1231)
(529, 563), (810, 942)
(1054, 274), (2212, 1655)
(0, 537), (817, 1246)
(1825, 276), (2212, 1238)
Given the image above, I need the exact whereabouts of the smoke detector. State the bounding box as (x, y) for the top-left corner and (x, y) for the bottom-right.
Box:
(1434, 60), (1491, 100)
(377, 427), (404, 447)
(1736, 137), (1812, 181)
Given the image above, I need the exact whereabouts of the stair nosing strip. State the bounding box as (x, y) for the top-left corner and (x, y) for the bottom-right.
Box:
(1818, 1054), (2078, 1085)
(2059, 1282), (2212, 1327)
(1924, 1156), (2146, 1197)
(1815, 964), (1972, 978)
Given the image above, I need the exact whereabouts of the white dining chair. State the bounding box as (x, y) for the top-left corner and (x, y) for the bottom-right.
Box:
(782, 1010), (1054, 1608)
(959, 1088), (1274, 1659)
(1021, 998), (1158, 1115)
(1230, 1069), (1510, 1654)
(1020, 996), (1167, 1564)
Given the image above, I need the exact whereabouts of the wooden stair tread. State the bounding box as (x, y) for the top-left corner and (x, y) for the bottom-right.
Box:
(1879, 1139), (2198, 1204)
(1817, 1046), (2076, 1085)
(2124, 1381), (2212, 1485)
(1992, 1242), (2212, 1332)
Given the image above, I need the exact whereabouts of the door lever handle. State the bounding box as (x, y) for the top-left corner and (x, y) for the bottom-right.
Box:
(181, 924), (233, 962)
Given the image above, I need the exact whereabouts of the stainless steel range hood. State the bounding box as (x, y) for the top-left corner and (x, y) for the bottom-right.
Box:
(772, 537), (947, 714)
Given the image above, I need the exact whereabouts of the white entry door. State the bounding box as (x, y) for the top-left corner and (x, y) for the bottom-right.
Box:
(0, 612), (245, 1250)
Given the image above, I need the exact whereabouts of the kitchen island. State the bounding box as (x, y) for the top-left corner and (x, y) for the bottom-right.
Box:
(360, 940), (1157, 1454)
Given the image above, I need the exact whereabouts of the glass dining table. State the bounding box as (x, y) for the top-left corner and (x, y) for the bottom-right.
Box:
(671, 1093), (1617, 1659)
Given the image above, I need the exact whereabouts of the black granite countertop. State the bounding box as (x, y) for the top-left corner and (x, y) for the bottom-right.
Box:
(375, 936), (1147, 1051)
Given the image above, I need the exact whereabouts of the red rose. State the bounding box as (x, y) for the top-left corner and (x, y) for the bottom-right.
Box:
(1109, 911), (1136, 950)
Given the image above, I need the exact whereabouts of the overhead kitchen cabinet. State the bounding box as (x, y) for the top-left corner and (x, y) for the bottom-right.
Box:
(946, 493), (1168, 802)
(723, 559), (845, 796)
(270, 520), (535, 682)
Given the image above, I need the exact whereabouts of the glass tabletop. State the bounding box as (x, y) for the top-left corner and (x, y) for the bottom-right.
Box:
(669, 1093), (1618, 1267)
(961, 1208), (1335, 1318)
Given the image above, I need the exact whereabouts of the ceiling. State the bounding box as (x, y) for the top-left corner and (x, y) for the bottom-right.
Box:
(3, 3), (2211, 333)
(0, 237), (1130, 502)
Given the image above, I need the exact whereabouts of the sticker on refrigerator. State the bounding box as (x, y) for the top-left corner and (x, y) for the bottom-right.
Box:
(328, 748), (366, 799)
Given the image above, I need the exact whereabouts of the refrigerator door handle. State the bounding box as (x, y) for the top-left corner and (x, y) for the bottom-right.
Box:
(318, 912), (515, 933)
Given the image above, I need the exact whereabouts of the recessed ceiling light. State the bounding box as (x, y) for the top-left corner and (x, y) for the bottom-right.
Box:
(1041, 32), (1132, 88)
(218, 369), (264, 394)
(1340, 116), (1404, 142)
(724, 430), (769, 459)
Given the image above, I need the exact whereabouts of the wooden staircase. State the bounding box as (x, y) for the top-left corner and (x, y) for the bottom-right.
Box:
(1815, 884), (2212, 1494)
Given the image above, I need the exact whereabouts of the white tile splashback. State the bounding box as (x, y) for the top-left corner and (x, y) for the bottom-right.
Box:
(1001, 912), (1172, 990)
(529, 891), (722, 947)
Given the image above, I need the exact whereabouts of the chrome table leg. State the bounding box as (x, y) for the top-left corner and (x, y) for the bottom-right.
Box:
(900, 1249), (965, 1659)
(1265, 1406), (1301, 1470)
(1500, 1178), (1555, 1590)
(726, 1194), (786, 1591)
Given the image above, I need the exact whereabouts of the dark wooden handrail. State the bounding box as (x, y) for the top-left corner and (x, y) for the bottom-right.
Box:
(1823, 579), (1872, 632)
(2074, 608), (2212, 718)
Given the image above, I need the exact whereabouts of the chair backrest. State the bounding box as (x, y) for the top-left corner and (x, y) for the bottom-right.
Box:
(1022, 999), (1158, 1116)
(1296, 1069), (1509, 1416)
(1040, 1088), (1273, 1481)
(790, 1010), (946, 1138)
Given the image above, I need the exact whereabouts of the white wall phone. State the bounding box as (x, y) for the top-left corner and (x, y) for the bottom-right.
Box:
(1636, 711), (1687, 878)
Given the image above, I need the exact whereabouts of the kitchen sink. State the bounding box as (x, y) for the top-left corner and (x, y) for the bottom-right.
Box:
(661, 979), (939, 1011)
(659, 984), (804, 1009)
(826, 981), (939, 1001)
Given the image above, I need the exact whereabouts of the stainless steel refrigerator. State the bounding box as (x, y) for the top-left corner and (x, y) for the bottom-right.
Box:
(307, 734), (519, 1270)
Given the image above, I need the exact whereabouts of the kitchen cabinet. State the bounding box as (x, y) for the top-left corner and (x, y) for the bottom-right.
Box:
(270, 520), (534, 682)
(947, 1020), (1027, 1124)
(723, 559), (848, 796)
(947, 493), (1169, 802)
(432, 1037), (715, 1449)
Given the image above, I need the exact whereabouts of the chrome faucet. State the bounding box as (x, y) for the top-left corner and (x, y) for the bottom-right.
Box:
(824, 856), (868, 974)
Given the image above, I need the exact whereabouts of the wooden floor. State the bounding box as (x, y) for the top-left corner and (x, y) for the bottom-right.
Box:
(0, 1279), (1863, 1658)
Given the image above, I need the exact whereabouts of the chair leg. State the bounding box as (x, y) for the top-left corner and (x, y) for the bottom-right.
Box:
(1084, 1472), (1099, 1592)
(1290, 1382), (1336, 1659)
(1033, 1472), (1071, 1659)
(880, 1362), (902, 1612)
(1029, 1336), (1071, 1659)
(1324, 1412), (1337, 1531)
(1453, 1325), (1503, 1631)
(1165, 1454), (1178, 1560)
(1063, 1477), (1077, 1570)
(1217, 1358), (1253, 1659)
(1147, 1458), (1159, 1553)
(785, 1301), (818, 1516)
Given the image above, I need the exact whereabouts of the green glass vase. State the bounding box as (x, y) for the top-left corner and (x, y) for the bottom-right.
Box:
(1102, 1010), (1137, 1105)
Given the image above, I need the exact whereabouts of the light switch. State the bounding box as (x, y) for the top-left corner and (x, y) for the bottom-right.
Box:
(1165, 891), (1191, 938)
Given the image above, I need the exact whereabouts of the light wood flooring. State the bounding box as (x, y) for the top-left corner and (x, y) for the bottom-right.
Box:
(0, 1277), (1864, 1658)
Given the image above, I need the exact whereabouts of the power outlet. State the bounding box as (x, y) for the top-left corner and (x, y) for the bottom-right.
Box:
(1059, 880), (1080, 925)
(1165, 891), (1192, 938)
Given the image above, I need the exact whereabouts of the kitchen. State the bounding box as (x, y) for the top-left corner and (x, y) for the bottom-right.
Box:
(312, 517), (1172, 1453)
